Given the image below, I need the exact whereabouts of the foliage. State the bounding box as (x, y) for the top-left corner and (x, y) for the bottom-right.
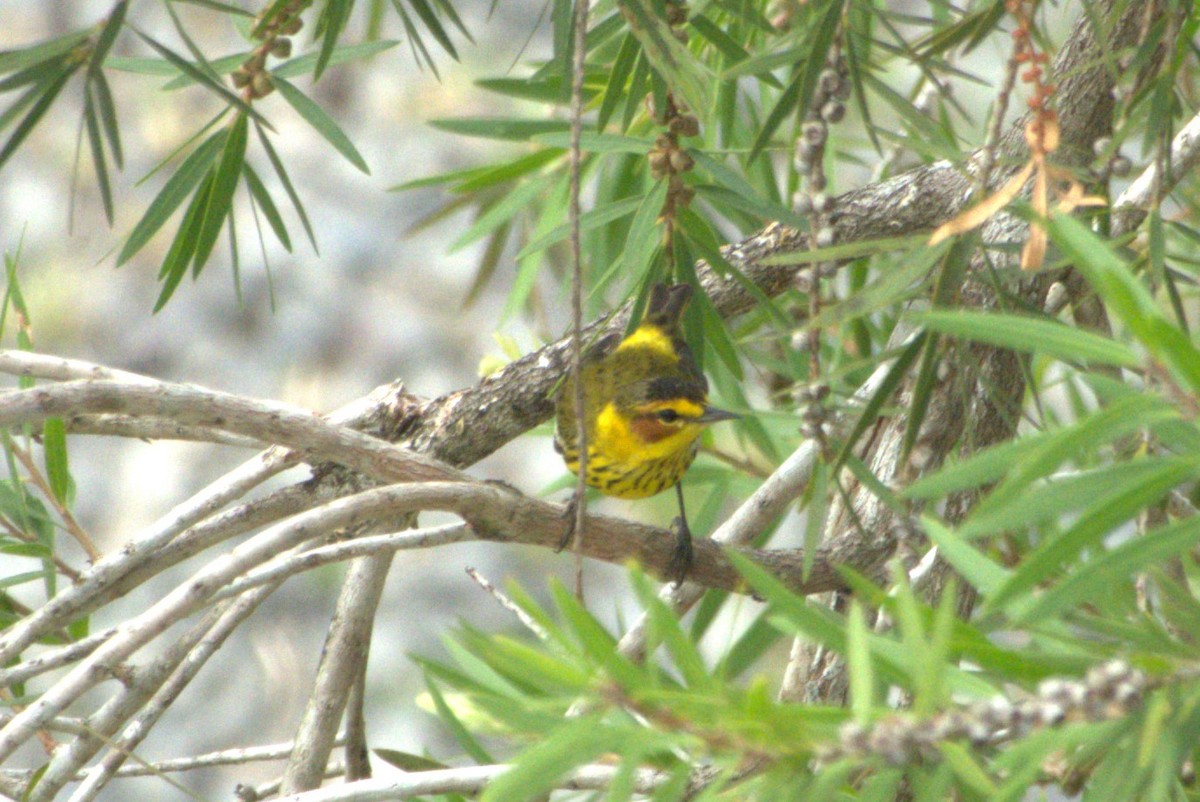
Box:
(2, 0), (1200, 800)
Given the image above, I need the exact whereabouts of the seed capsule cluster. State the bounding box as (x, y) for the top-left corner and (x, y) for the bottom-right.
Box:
(820, 661), (1148, 767)
(231, 1), (312, 99)
(644, 2), (700, 221)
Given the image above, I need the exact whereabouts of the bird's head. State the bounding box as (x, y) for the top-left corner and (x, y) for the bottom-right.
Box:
(612, 377), (738, 452)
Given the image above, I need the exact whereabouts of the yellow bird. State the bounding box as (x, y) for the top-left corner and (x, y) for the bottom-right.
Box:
(554, 283), (738, 583)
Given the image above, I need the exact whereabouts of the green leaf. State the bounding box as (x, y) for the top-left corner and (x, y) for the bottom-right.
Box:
(191, 112), (249, 274)
(1013, 515), (1200, 625)
(631, 571), (715, 693)
(450, 174), (549, 252)
(0, 29), (90, 74)
(389, 0), (441, 77)
(242, 164), (292, 252)
(597, 33), (639, 131)
(273, 40), (400, 79)
(83, 87), (114, 225)
(905, 394), (1178, 501)
(420, 672), (495, 764)
(912, 310), (1140, 368)
(90, 69), (123, 168)
(372, 749), (448, 772)
(314, 0), (353, 79)
(273, 76), (369, 174)
(689, 14), (780, 88)
(833, 333), (926, 473)
(41, 418), (70, 505)
(88, 1), (128, 81)
(620, 0), (713, 116)
(940, 742), (998, 797)
(607, 181), (667, 287)
(476, 75), (600, 104)
(846, 599), (874, 723)
(479, 717), (625, 802)
(1049, 214), (1200, 393)
(516, 196), (641, 259)
(256, 121), (317, 252)
(118, 129), (227, 266)
(403, 0), (460, 60)
(428, 117), (571, 142)
(153, 170), (214, 312)
(0, 63), (77, 171)
(531, 131), (652, 153)
(131, 29), (269, 130)
(981, 457), (1200, 614)
(921, 517), (1010, 596)
(749, 0), (845, 162)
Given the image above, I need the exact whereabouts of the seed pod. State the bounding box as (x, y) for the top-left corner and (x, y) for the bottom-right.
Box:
(820, 100), (845, 123)
(818, 69), (840, 95)
(802, 121), (827, 147)
(668, 149), (694, 173)
(251, 71), (274, 98)
(648, 150), (670, 178)
(271, 37), (293, 58)
(669, 115), (700, 137)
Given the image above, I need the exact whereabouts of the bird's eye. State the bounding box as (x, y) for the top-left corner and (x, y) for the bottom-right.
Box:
(656, 409), (681, 423)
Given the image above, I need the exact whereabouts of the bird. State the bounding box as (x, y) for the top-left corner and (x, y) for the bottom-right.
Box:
(554, 282), (738, 585)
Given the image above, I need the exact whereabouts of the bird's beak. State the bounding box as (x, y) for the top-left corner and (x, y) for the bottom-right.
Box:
(697, 405), (739, 424)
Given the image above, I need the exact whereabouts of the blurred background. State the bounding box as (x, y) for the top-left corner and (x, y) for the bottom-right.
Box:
(0, 1), (633, 798)
(0, 1), (1079, 798)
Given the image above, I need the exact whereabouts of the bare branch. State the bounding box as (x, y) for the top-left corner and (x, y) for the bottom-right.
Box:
(272, 763), (667, 802)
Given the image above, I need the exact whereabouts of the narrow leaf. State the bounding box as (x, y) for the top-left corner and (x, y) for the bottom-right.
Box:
(273, 76), (369, 174)
(118, 129), (227, 265)
(41, 418), (70, 505)
(191, 112), (249, 273)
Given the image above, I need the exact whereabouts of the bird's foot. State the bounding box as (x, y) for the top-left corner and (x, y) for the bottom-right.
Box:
(556, 491), (581, 553)
(666, 516), (695, 587)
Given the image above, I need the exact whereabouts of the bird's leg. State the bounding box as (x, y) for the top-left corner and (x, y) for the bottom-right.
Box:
(667, 483), (695, 586)
(556, 489), (581, 553)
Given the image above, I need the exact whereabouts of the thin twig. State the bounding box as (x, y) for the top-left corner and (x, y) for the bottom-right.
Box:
(8, 437), (99, 561)
(279, 554), (391, 793)
(567, 0), (592, 600)
(271, 763), (668, 802)
(466, 566), (549, 641)
(46, 585), (280, 802)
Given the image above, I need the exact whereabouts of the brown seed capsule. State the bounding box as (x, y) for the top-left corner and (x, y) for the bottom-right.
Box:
(669, 115), (700, 137)
(818, 69), (840, 95)
(668, 149), (694, 173)
(281, 16), (303, 35)
(271, 37), (293, 58)
(648, 150), (670, 178)
(820, 101), (845, 123)
(251, 71), (274, 98)
(231, 68), (252, 88)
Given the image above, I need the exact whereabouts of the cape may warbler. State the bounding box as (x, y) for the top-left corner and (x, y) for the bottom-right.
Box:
(554, 283), (738, 584)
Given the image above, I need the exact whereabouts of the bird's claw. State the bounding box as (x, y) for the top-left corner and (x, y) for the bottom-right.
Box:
(666, 516), (694, 587)
(556, 492), (580, 553)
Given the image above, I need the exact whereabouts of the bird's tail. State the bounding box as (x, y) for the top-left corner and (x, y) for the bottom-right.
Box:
(644, 283), (693, 331)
